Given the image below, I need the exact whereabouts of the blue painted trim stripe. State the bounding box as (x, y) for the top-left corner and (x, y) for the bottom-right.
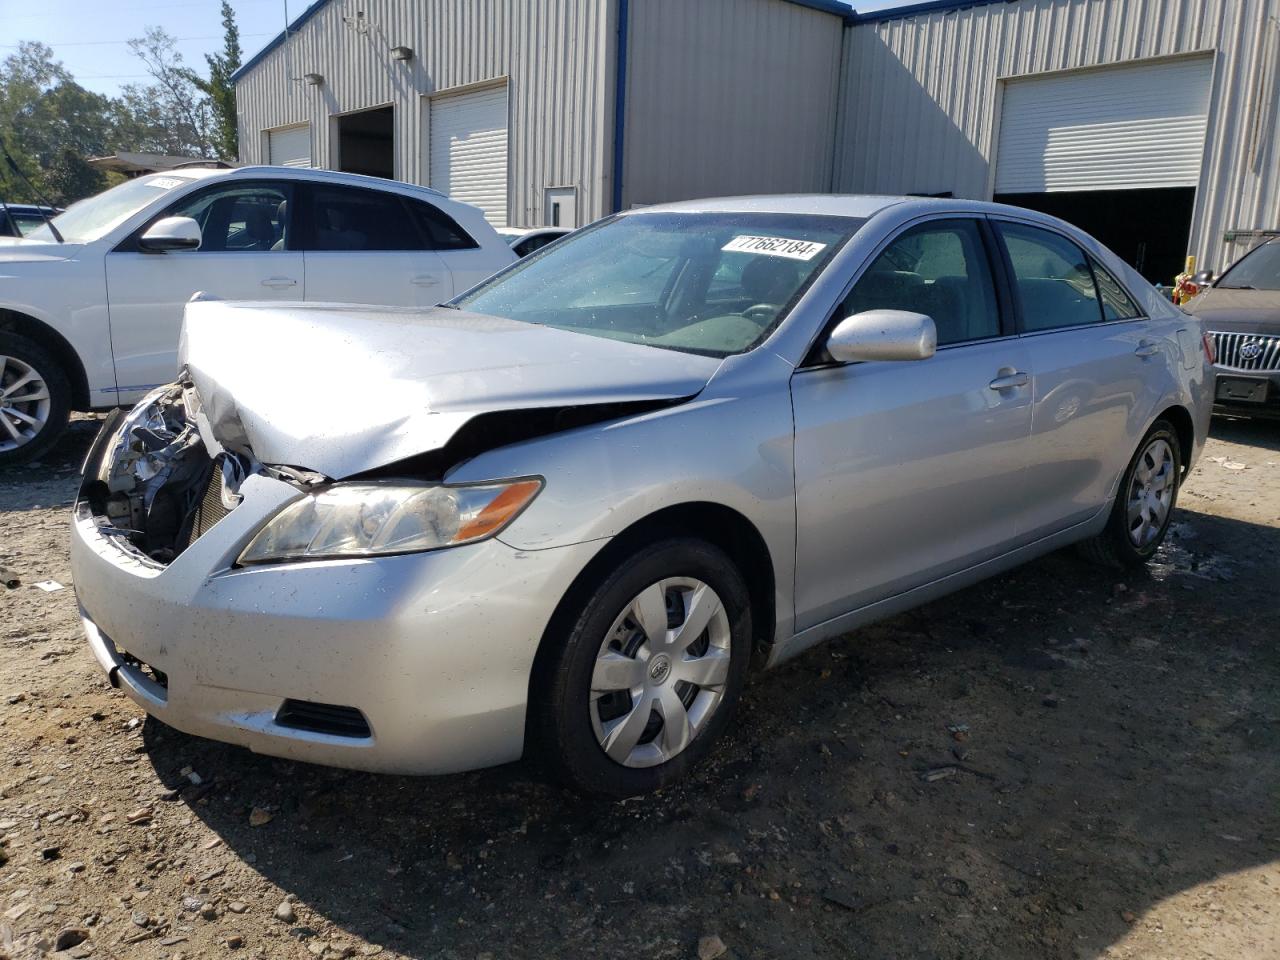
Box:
(785, 0), (856, 19)
(850, 0), (1010, 24)
(611, 0), (630, 214)
(233, 0), (854, 85)
(230, 0), (331, 83)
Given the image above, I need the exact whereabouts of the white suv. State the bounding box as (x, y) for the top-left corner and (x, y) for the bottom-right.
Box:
(0, 166), (516, 464)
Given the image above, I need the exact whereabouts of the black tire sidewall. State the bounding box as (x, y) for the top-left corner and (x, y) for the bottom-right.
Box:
(1108, 421), (1183, 565)
(536, 538), (753, 799)
(0, 334), (72, 467)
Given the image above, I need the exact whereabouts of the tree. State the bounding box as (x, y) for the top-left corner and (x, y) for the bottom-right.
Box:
(0, 42), (118, 203)
(126, 27), (214, 158)
(187, 1), (241, 161)
(46, 147), (106, 206)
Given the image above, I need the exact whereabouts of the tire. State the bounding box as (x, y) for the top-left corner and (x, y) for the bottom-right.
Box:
(530, 538), (753, 798)
(1078, 420), (1183, 568)
(0, 335), (71, 468)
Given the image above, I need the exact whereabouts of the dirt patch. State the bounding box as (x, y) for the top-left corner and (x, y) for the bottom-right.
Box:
(1, 416), (1277, 960)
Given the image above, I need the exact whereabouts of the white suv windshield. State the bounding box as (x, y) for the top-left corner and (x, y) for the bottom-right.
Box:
(27, 174), (194, 243)
(454, 212), (862, 357)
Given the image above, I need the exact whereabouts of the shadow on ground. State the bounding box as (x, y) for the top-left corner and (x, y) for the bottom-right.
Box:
(140, 502), (1280, 958)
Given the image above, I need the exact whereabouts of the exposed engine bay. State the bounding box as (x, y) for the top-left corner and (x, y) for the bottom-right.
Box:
(81, 380), (322, 565)
(80, 382), (238, 563)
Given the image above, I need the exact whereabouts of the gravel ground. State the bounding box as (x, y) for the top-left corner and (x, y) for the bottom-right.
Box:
(1, 414), (1277, 960)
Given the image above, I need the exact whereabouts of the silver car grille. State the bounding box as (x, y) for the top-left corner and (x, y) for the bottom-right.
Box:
(1210, 331), (1280, 372)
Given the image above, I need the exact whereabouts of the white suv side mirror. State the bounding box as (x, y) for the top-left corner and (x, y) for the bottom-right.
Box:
(139, 216), (202, 253)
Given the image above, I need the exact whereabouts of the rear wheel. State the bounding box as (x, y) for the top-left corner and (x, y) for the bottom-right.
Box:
(0, 336), (70, 467)
(1079, 420), (1183, 568)
(530, 538), (752, 798)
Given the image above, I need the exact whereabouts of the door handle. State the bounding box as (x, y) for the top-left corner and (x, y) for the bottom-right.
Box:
(1134, 340), (1160, 358)
(988, 371), (1029, 391)
(261, 276), (298, 289)
(411, 274), (441, 287)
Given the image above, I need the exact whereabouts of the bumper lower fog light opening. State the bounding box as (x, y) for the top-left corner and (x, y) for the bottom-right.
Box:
(274, 700), (372, 739)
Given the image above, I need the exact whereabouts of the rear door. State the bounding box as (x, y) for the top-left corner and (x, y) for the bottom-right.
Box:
(105, 179), (300, 396)
(298, 182), (454, 306)
(991, 219), (1155, 540)
(791, 217), (1034, 630)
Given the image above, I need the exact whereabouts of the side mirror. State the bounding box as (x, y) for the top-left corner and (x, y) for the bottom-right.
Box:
(139, 216), (202, 253)
(1192, 269), (1215, 285)
(826, 309), (937, 363)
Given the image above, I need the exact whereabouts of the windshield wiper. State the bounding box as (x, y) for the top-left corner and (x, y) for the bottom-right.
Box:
(0, 137), (63, 242)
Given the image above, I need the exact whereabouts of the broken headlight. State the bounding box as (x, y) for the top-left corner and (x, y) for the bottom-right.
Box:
(237, 478), (543, 564)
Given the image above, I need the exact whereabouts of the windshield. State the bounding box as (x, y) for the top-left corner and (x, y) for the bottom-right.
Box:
(1218, 240), (1280, 291)
(454, 212), (862, 357)
(26, 174), (194, 243)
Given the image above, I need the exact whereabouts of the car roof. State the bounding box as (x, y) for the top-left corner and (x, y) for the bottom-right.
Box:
(228, 165), (447, 198)
(144, 165), (448, 200)
(625, 194), (1074, 222)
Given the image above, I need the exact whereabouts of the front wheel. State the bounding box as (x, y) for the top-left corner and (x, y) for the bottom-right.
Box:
(0, 336), (71, 467)
(1079, 420), (1183, 568)
(530, 538), (752, 798)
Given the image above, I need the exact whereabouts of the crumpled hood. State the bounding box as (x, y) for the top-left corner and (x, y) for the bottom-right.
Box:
(179, 300), (722, 478)
(1184, 287), (1280, 331)
(0, 237), (84, 264)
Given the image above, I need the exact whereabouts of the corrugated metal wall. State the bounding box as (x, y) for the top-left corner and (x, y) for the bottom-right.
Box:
(235, 0), (616, 226)
(621, 0), (845, 208)
(836, 0), (1280, 272)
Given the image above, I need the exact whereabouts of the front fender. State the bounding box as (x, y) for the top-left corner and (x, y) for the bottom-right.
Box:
(446, 373), (798, 643)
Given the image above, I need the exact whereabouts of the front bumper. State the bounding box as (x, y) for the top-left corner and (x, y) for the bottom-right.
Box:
(1211, 366), (1280, 419)
(71, 469), (605, 775)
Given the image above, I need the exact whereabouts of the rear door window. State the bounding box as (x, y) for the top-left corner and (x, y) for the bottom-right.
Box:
(303, 184), (424, 251)
(997, 222), (1104, 331)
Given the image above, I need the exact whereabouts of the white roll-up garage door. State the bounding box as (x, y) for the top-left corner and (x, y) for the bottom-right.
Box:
(267, 124), (311, 168)
(995, 57), (1212, 193)
(429, 82), (509, 225)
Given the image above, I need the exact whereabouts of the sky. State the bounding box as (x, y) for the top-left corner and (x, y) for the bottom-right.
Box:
(1, 0), (916, 98)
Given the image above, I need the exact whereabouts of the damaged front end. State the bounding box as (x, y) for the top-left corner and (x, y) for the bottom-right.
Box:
(79, 380), (264, 564)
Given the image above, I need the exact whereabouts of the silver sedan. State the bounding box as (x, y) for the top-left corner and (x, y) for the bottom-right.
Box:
(70, 196), (1212, 797)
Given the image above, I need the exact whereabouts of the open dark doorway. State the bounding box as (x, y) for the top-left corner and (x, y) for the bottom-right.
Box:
(994, 187), (1195, 286)
(336, 106), (394, 179)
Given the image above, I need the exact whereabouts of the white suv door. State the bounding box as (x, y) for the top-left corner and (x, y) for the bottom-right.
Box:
(104, 180), (302, 396)
(297, 183), (459, 306)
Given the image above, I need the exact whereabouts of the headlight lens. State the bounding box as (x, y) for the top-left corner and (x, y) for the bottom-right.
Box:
(237, 478), (543, 564)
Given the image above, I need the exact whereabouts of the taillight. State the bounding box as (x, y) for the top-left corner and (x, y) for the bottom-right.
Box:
(1202, 332), (1216, 365)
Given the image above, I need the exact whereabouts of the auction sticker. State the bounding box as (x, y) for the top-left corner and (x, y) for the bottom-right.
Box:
(722, 235), (828, 261)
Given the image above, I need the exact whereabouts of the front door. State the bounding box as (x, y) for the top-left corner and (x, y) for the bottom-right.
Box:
(105, 180), (301, 401)
(991, 219), (1154, 540)
(791, 217), (1034, 631)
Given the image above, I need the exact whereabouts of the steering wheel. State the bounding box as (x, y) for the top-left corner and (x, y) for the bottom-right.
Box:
(743, 303), (781, 322)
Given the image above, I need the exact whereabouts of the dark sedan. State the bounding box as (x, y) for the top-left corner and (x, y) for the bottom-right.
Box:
(0, 203), (60, 238)
(1185, 237), (1280, 419)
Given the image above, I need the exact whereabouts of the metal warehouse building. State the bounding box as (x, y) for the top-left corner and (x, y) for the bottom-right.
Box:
(234, 0), (1279, 282)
